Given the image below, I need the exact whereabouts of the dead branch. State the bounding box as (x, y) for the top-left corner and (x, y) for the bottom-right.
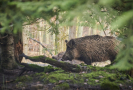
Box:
(29, 37), (53, 56)
(19, 53), (83, 72)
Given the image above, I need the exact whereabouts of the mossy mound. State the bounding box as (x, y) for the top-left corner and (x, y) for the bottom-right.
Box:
(14, 65), (133, 90)
(53, 83), (70, 90)
(101, 81), (119, 90)
(15, 75), (33, 82)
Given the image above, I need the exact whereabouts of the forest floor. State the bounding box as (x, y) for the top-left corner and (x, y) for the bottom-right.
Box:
(0, 64), (133, 90)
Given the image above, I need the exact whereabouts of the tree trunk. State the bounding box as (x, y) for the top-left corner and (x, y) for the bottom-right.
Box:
(22, 25), (30, 63)
(69, 26), (76, 40)
(14, 31), (23, 63)
(0, 33), (18, 69)
(77, 26), (83, 38)
(130, 69), (133, 78)
(55, 34), (59, 54)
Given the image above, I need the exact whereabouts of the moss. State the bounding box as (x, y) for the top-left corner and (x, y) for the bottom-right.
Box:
(53, 83), (70, 90)
(15, 75), (33, 82)
(127, 74), (133, 80)
(28, 64), (44, 72)
(28, 64), (60, 73)
(53, 69), (65, 73)
(82, 70), (124, 86)
(16, 82), (26, 88)
(30, 55), (44, 59)
(60, 61), (65, 63)
(40, 73), (47, 81)
(45, 57), (57, 61)
(75, 65), (82, 71)
(41, 72), (84, 84)
(101, 81), (119, 90)
(34, 72), (45, 76)
(27, 64), (133, 88)
(44, 73), (70, 83)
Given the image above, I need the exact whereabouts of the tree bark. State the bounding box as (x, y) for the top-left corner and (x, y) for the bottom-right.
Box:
(14, 31), (23, 63)
(0, 33), (18, 69)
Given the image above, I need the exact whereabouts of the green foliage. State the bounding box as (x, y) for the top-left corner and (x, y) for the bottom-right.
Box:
(111, 10), (133, 30)
(100, 0), (133, 70)
(0, 0), (89, 34)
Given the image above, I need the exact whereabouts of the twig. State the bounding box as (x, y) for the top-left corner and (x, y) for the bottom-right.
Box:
(95, 17), (107, 36)
(29, 37), (53, 56)
(22, 18), (40, 26)
(99, 21), (107, 36)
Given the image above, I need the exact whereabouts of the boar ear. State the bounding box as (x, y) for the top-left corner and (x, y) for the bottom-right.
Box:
(67, 39), (75, 48)
(65, 40), (68, 43)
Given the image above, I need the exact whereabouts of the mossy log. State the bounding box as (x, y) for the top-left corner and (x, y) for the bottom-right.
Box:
(19, 53), (83, 73)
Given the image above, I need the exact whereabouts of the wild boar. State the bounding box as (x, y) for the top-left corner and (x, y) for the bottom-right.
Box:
(62, 35), (119, 65)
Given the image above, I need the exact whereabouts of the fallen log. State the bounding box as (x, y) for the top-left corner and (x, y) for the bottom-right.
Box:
(19, 53), (83, 73)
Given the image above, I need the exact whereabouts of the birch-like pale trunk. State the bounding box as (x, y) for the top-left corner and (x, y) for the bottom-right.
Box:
(77, 26), (83, 38)
(39, 19), (44, 55)
(68, 26), (76, 40)
(22, 25), (29, 63)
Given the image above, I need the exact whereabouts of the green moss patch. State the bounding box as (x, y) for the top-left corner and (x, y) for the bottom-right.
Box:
(15, 75), (33, 82)
(27, 64), (60, 73)
(39, 65), (133, 87)
(53, 83), (70, 90)
(29, 55), (44, 59)
(101, 81), (119, 90)
(14, 64), (133, 89)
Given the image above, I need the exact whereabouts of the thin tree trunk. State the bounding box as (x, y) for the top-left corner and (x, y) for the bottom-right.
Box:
(39, 19), (44, 55)
(52, 34), (55, 55)
(69, 26), (76, 40)
(39, 31), (43, 55)
(77, 26), (83, 38)
(22, 25), (29, 63)
(55, 34), (59, 54)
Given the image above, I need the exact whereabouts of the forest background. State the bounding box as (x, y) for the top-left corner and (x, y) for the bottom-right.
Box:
(0, 0), (133, 71)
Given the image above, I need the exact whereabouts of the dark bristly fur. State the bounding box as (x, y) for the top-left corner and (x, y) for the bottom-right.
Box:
(62, 35), (119, 65)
